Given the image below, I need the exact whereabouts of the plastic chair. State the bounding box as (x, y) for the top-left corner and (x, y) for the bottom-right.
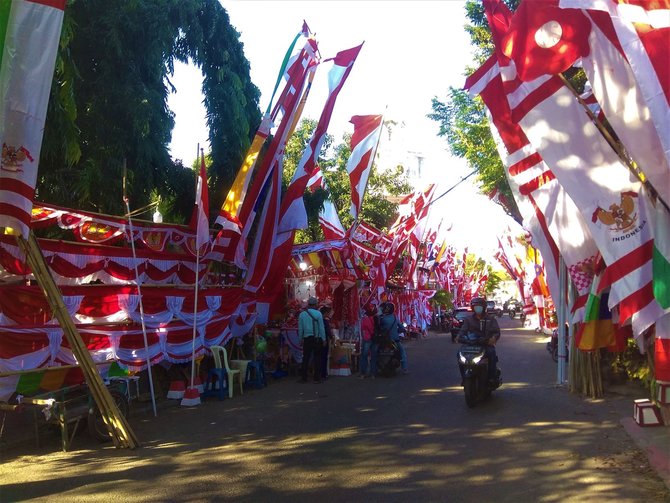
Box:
(210, 345), (243, 398)
(230, 359), (251, 389)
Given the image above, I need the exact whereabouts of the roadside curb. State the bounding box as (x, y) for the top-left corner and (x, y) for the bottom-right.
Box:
(621, 416), (670, 490)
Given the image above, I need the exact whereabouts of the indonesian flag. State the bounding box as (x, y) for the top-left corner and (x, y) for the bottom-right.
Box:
(346, 114), (383, 219)
(484, 0), (669, 337)
(386, 184), (436, 274)
(0, 0), (66, 238)
(499, 0), (670, 212)
(189, 151), (210, 252)
(307, 166), (346, 240)
(465, 54), (598, 312)
(504, 0), (670, 215)
(560, 0), (670, 199)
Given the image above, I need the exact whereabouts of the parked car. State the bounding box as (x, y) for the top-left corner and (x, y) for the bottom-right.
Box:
(450, 307), (472, 341)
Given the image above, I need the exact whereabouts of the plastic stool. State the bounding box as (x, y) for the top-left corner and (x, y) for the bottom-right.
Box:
(245, 361), (266, 389)
(203, 368), (228, 400)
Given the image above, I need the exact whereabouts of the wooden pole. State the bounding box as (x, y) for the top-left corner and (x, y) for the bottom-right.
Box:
(17, 233), (139, 448)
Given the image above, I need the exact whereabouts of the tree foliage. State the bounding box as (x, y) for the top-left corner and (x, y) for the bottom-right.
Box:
(40, 0), (260, 222)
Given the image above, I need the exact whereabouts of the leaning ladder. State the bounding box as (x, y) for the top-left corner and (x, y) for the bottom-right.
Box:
(17, 233), (139, 449)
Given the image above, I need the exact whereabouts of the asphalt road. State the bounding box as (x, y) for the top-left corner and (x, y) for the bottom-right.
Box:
(1, 317), (668, 502)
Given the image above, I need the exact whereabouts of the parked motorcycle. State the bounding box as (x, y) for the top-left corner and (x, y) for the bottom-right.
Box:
(457, 332), (502, 408)
(546, 329), (569, 363)
(376, 336), (401, 377)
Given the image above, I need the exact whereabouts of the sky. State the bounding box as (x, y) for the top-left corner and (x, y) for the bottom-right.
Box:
(167, 0), (523, 259)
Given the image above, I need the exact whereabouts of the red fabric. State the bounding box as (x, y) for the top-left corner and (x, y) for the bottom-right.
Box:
(655, 337), (670, 382)
(0, 330), (50, 359)
(0, 285), (244, 324)
(501, 0), (591, 81)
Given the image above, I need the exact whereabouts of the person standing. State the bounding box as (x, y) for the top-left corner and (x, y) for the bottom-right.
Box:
(320, 305), (333, 380)
(359, 302), (378, 378)
(379, 302), (408, 374)
(298, 297), (326, 383)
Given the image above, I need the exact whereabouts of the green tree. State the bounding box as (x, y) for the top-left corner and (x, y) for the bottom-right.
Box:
(432, 289), (454, 311)
(39, 0), (261, 222)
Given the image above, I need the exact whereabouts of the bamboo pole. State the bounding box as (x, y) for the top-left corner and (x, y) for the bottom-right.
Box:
(123, 168), (158, 418)
(17, 233), (139, 449)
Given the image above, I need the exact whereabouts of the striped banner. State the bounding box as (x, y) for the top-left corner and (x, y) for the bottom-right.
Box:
(0, 0), (65, 237)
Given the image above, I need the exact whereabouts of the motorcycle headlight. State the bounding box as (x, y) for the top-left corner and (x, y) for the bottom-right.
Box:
(472, 355), (483, 364)
(459, 354), (468, 364)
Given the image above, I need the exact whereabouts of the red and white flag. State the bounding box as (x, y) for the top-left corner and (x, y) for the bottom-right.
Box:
(278, 44), (363, 238)
(560, 0), (670, 203)
(485, 0), (669, 336)
(243, 167), (282, 294)
(223, 34), (318, 268)
(307, 166), (346, 240)
(387, 185), (435, 270)
(346, 114), (383, 219)
(0, 0), (66, 238)
(505, 0), (670, 215)
(465, 54), (599, 314)
(189, 151), (210, 252)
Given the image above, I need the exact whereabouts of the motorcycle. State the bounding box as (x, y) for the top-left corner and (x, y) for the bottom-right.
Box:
(376, 336), (401, 377)
(457, 332), (502, 408)
(508, 306), (526, 323)
(546, 329), (569, 363)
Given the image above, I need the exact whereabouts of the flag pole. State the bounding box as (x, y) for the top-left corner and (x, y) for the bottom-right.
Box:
(181, 146), (205, 407)
(123, 159), (158, 417)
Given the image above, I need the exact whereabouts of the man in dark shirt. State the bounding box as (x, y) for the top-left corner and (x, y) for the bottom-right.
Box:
(458, 297), (500, 382)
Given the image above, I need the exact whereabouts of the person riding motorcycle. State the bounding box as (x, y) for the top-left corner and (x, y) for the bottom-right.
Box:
(379, 301), (408, 374)
(457, 297), (500, 383)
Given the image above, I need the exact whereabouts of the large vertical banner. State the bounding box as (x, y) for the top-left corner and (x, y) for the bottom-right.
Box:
(0, 0), (66, 238)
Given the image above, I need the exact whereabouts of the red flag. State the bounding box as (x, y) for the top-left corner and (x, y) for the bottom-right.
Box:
(500, 0), (591, 81)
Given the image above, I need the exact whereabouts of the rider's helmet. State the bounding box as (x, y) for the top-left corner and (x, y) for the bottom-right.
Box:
(470, 296), (487, 315)
(381, 301), (395, 315)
